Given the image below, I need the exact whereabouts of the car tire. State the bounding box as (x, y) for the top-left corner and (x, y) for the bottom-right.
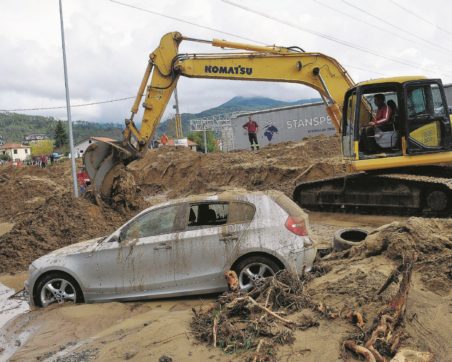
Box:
(233, 255), (281, 292)
(34, 272), (84, 308)
(333, 228), (368, 252)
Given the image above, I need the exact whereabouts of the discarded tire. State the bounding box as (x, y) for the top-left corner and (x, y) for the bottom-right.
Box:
(333, 228), (368, 252)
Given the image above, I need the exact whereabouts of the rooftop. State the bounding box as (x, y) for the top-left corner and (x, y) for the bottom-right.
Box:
(0, 143), (30, 149)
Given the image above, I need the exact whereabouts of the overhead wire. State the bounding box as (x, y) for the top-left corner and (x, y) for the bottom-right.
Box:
(1, 0), (434, 113)
(341, 0), (452, 56)
(0, 96), (135, 112)
(109, 0), (268, 45)
(389, 0), (452, 37)
(221, 0), (452, 77)
(312, 0), (448, 57)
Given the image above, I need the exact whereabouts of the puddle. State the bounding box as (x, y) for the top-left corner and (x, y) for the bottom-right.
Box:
(0, 283), (29, 330)
(0, 283), (31, 361)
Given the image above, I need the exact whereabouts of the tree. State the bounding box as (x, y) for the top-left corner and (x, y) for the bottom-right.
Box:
(188, 131), (218, 152)
(54, 120), (68, 148)
(31, 139), (54, 156)
(0, 153), (11, 162)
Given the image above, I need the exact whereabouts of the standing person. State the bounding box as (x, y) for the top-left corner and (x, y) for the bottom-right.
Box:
(243, 116), (259, 151)
(160, 133), (169, 146)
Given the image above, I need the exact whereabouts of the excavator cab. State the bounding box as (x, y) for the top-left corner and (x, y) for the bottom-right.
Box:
(342, 77), (452, 165)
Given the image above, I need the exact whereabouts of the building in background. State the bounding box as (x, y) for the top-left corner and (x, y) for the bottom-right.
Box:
(23, 133), (49, 144)
(0, 143), (31, 162)
(74, 137), (115, 158)
(230, 102), (335, 150)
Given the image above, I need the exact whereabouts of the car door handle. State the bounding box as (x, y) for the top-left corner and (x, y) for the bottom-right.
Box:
(220, 234), (238, 242)
(153, 243), (172, 250)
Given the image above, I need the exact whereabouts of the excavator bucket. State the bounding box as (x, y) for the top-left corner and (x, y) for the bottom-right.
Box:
(83, 140), (136, 199)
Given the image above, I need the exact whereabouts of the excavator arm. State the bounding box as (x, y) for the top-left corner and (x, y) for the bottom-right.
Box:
(84, 31), (355, 198)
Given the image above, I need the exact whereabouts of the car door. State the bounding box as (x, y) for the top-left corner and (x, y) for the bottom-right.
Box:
(83, 203), (186, 299)
(173, 200), (255, 293)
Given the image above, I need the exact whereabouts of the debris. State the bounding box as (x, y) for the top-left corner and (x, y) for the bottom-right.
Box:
(191, 270), (332, 358)
(344, 254), (418, 361)
(224, 270), (239, 292)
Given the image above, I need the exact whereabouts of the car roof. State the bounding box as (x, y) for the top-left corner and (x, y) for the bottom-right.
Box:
(139, 189), (287, 214)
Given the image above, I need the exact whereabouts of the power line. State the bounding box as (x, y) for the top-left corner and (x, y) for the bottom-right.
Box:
(111, 0), (394, 78)
(341, 0), (452, 56)
(221, 0), (452, 77)
(109, 0), (268, 45)
(312, 0), (447, 56)
(0, 96), (135, 112)
(389, 0), (452, 36)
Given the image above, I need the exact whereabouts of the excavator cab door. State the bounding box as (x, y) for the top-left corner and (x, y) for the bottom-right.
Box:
(403, 79), (452, 154)
(342, 89), (358, 159)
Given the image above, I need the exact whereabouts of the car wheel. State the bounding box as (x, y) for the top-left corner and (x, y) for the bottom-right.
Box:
(234, 256), (281, 292)
(333, 228), (368, 252)
(34, 272), (83, 308)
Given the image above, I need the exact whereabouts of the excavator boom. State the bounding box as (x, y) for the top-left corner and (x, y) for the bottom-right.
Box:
(84, 31), (355, 198)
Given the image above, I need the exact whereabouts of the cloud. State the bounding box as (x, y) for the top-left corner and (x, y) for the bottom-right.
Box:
(1, 0), (451, 125)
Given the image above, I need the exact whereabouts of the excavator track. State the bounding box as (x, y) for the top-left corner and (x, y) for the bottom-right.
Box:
(293, 165), (452, 217)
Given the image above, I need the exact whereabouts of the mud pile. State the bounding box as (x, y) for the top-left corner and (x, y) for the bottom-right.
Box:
(117, 135), (345, 205)
(0, 192), (129, 273)
(0, 163), (70, 220)
(328, 217), (452, 295)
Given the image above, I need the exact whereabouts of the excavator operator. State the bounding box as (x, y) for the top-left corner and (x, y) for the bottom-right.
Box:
(360, 93), (394, 153)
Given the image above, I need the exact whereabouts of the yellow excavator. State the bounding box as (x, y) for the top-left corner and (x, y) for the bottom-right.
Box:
(84, 31), (452, 215)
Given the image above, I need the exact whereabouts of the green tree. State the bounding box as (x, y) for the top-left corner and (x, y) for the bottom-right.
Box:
(187, 131), (218, 152)
(54, 120), (68, 148)
(31, 139), (54, 156)
(0, 153), (11, 161)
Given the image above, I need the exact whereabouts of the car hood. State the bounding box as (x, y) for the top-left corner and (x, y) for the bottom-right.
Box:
(34, 236), (106, 264)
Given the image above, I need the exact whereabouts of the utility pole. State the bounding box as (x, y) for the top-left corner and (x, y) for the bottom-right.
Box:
(173, 87), (183, 139)
(58, 0), (78, 197)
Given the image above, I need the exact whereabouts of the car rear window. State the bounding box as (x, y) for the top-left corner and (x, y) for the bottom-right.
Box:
(187, 202), (229, 229)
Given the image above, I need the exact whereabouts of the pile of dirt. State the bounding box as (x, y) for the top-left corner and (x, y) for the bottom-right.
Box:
(112, 135), (345, 206)
(0, 163), (70, 220)
(327, 217), (452, 295)
(0, 192), (129, 273)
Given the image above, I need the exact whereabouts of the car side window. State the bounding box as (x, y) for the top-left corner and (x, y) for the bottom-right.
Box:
(187, 202), (228, 229)
(228, 201), (255, 224)
(122, 205), (184, 240)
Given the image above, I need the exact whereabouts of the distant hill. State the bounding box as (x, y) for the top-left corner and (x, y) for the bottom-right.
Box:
(158, 96), (321, 135)
(0, 112), (123, 144)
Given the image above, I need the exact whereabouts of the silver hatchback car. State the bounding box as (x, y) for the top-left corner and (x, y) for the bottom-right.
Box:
(25, 190), (316, 307)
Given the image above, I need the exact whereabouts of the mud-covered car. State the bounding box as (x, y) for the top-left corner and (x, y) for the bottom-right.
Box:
(25, 190), (316, 307)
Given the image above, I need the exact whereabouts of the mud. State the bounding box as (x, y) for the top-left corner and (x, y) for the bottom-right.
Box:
(0, 137), (450, 360)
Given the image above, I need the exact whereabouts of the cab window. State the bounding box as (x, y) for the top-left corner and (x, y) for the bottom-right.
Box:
(407, 83), (446, 119)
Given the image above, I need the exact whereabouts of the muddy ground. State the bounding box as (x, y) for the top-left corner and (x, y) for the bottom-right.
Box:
(0, 136), (451, 361)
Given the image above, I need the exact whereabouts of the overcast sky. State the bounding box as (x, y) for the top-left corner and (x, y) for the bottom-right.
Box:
(1, 0), (452, 123)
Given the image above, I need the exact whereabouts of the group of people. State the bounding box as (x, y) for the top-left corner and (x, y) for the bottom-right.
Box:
(29, 154), (57, 168)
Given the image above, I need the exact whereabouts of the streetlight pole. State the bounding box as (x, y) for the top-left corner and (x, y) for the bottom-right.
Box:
(58, 0), (78, 197)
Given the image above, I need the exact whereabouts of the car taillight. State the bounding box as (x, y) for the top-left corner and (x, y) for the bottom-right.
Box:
(285, 216), (307, 236)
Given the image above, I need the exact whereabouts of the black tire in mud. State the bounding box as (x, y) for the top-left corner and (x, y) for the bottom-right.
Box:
(333, 228), (368, 252)
(34, 271), (84, 308)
